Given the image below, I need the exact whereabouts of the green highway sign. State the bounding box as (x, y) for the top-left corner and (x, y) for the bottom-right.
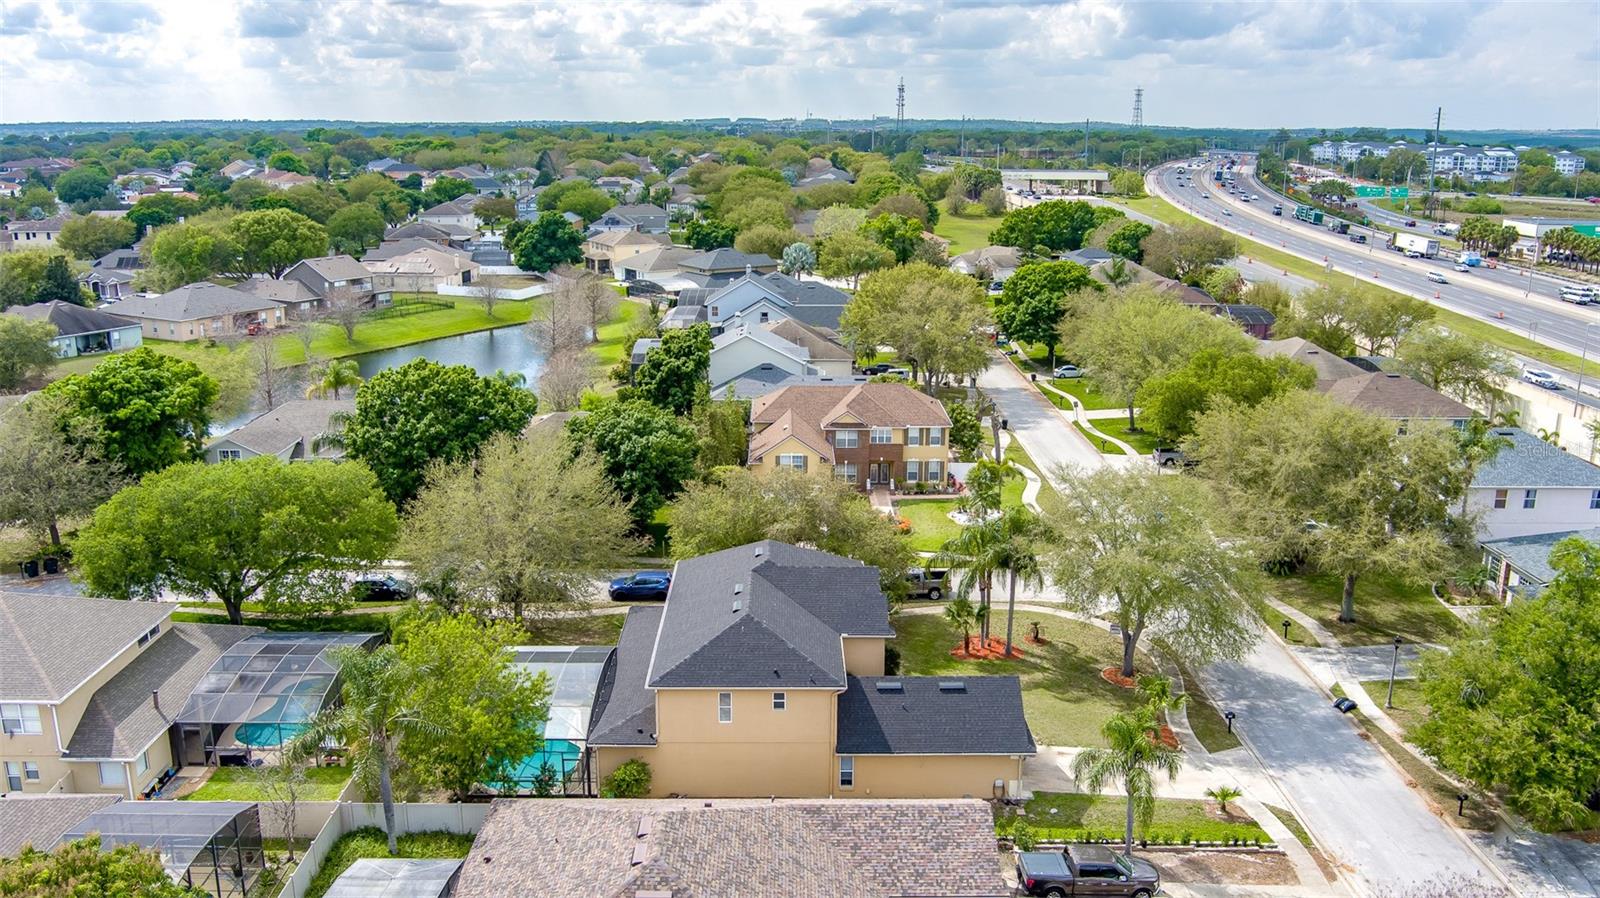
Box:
(1355, 186), (1385, 197)
(1575, 224), (1600, 238)
(1389, 187), (1410, 198)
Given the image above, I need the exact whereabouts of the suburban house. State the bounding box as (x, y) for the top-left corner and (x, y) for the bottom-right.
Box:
(705, 317), (855, 395)
(363, 244), (480, 292)
(583, 229), (670, 274)
(797, 166), (856, 189)
(748, 383), (955, 489)
(1219, 304), (1277, 339)
(676, 248), (778, 288)
(593, 175), (644, 201)
(588, 203), (669, 234)
(383, 221), (469, 247)
(80, 266), (138, 302)
(665, 182), (704, 218)
(4, 301), (142, 358)
(203, 399), (355, 462)
(231, 277), (320, 318)
(514, 194), (539, 221)
(949, 245), (1025, 284)
(419, 196), (483, 232)
(614, 245), (696, 283)
(252, 169), (317, 191)
(1319, 372), (1475, 427)
(282, 254), (389, 307)
(219, 159), (263, 180)
(1255, 337), (1367, 386)
(586, 541), (1033, 798)
(1479, 526), (1600, 601)
(1466, 427), (1600, 539)
(662, 271), (852, 332)
(3, 214), (67, 250)
(453, 798), (1008, 898)
(110, 282), (284, 341)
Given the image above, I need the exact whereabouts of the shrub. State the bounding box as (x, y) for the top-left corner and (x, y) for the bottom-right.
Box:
(1011, 818), (1038, 851)
(601, 759), (652, 798)
(532, 762), (558, 797)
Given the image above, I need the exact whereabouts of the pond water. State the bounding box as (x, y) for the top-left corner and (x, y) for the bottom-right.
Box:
(351, 324), (546, 383)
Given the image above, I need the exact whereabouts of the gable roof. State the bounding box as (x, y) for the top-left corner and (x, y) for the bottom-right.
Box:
(363, 237), (472, 262)
(1319, 372), (1475, 419)
(92, 248), (144, 270)
(208, 399), (355, 459)
(1473, 428), (1600, 489)
(837, 676), (1036, 755)
(617, 245), (695, 274)
(66, 622), (262, 760)
(232, 278), (319, 304)
(764, 318), (852, 361)
(383, 221), (461, 243)
(362, 247), (479, 277)
(646, 541), (893, 690)
(586, 605), (662, 747)
(1480, 527), (1600, 585)
(1255, 337), (1364, 383)
(113, 282), (278, 321)
(6, 300), (136, 337)
(4, 213), (68, 233)
(680, 248), (777, 274)
(754, 383), (951, 431)
(453, 798), (1009, 898)
(587, 229), (669, 249)
(0, 593), (172, 702)
(602, 203), (667, 221)
(286, 254), (370, 284)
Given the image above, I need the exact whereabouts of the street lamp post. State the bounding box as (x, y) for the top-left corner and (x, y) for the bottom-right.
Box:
(1386, 636), (1403, 709)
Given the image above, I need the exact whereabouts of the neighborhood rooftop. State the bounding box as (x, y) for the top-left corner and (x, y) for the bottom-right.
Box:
(0, 593), (172, 702)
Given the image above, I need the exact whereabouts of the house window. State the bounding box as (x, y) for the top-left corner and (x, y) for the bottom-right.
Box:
(759, 311), (769, 323)
(135, 751), (149, 777)
(23, 762), (37, 782)
(4, 762), (20, 791)
(1492, 489), (1508, 510)
(927, 461), (944, 484)
(907, 428), (922, 446)
(776, 454), (807, 471)
(99, 762), (126, 787)
(772, 692), (786, 711)
(136, 623), (160, 647)
(709, 306), (719, 317)
(1523, 489), (1538, 510)
(870, 427), (893, 444)
(927, 427), (944, 446)
(838, 756), (854, 789)
(834, 430), (858, 449)
(835, 463), (858, 483)
(905, 460), (922, 482)
(1591, 489), (1600, 510)
(1, 704), (41, 736)
(717, 692), (732, 724)
(217, 449), (242, 461)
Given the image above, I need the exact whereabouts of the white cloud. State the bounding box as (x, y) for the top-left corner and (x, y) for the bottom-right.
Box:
(0, 0), (1591, 129)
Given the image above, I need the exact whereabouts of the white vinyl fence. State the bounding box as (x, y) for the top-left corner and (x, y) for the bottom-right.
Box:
(274, 802), (490, 898)
(436, 282), (551, 300)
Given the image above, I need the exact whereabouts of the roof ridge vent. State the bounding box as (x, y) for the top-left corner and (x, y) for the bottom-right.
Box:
(637, 816), (652, 838)
(732, 598), (743, 613)
(733, 582), (744, 594)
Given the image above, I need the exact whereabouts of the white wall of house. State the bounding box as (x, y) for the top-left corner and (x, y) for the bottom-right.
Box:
(1467, 485), (1600, 539)
(709, 335), (813, 387)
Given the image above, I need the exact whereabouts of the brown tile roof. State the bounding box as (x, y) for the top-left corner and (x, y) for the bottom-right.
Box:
(749, 408), (832, 463)
(453, 798), (1008, 898)
(1319, 372), (1475, 419)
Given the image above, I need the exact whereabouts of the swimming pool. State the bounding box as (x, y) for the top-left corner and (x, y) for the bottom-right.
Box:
(509, 738), (582, 785)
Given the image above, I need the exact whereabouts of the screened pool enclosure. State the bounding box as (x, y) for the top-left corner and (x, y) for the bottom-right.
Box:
(506, 645), (611, 794)
(60, 801), (264, 898)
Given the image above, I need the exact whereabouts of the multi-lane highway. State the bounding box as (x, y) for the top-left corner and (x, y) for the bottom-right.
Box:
(1150, 159), (1600, 383)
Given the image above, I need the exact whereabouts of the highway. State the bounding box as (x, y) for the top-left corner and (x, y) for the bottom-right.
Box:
(1149, 159), (1600, 409)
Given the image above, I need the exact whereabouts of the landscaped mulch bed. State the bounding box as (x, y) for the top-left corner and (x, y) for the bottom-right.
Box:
(951, 635), (1026, 660)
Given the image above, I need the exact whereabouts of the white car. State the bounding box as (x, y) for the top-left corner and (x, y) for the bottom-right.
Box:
(1453, 264), (1470, 272)
(1427, 272), (1448, 284)
(1053, 365), (1082, 379)
(1222, 209), (1233, 216)
(1523, 370), (1561, 390)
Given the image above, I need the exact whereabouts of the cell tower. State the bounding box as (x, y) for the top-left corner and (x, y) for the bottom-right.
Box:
(1132, 87), (1144, 128)
(896, 77), (906, 130)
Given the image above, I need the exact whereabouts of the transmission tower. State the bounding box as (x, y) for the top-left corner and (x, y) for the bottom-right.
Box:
(896, 77), (906, 130)
(1132, 87), (1144, 128)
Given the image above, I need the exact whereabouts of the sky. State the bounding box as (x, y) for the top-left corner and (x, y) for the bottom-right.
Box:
(0, 0), (1595, 131)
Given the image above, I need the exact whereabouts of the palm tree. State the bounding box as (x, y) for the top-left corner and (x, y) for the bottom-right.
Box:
(288, 645), (437, 855)
(943, 596), (977, 652)
(936, 517), (1010, 644)
(1072, 708), (1185, 857)
(491, 369), (527, 389)
(994, 507), (1043, 658)
(1456, 419), (1513, 513)
(305, 359), (363, 399)
(1205, 785), (1243, 816)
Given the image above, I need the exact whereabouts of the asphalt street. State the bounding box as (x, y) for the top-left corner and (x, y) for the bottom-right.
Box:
(975, 353), (1112, 478)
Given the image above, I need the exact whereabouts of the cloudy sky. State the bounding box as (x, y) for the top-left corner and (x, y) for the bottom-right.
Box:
(0, 0), (1594, 130)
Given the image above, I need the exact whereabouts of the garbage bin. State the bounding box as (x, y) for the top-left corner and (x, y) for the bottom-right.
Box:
(1001, 418), (1009, 430)
(1332, 697), (1358, 714)
(20, 559), (39, 578)
(42, 557), (59, 575)
(1030, 373), (1037, 382)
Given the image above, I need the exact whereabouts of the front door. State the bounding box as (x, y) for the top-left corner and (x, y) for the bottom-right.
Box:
(869, 462), (893, 485)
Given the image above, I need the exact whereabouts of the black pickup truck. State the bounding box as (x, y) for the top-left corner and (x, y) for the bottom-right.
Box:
(1016, 845), (1162, 897)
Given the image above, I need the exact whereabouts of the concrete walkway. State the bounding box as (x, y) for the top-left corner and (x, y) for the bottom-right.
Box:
(976, 354), (1108, 478)
(1035, 378), (1140, 456)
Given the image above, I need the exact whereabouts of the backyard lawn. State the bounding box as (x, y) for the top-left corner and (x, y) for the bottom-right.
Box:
(526, 610), (627, 645)
(933, 210), (1005, 255)
(1270, 572), (1463, 647)
(999, 792), (1271, 845)
(183, 766), (350, 802)
(896, 462), (1029, 553)
(305, 828), (475, 898)
(892, 613), (1151, 747)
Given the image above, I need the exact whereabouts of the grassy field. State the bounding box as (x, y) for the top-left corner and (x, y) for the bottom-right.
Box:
(895, 474), (1028, 552)
(933, 210), (1006, 255)
(183, 766), (349, 802)
(1092, 417), (1162, 455)
(1270, 572), (1462, 647)
(893, 612), (1151, 747)
(305, 828), (475, 898)
(1001, 793), (1271, 845)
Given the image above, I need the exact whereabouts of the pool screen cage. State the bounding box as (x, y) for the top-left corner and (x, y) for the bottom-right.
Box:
(505, 645), (612, 795)
(61, 801), (263, 898)
(174, 632), (382, 765)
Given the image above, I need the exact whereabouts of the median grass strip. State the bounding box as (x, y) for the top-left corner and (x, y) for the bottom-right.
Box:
(1093, 417), (1161, 455)
(1179, 665), (1243, 754)
(1073, 420), (1127, 455)
(1358, 677), (1429, 738)
(1050, 376), (1121, 410)
(182, 766), (350, 802)
(1000, 793), (1271, 846)
(1269, 572), (1462, 647)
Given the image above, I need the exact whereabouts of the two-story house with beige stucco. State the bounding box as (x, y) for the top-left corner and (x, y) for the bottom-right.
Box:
(748, 383), (955, 490)
(586, 542), (1034, 799)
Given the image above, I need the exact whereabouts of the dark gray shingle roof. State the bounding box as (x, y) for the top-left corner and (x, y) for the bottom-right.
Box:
(0, 795), (121, 857)
(837, 676), (1036, 755)
(1474, 428), (1600, 489)
(0, 594), (172, 702)
(646, 541), (893, 690)
(1480, 528), (1600, 586)
(6, 300), (136, 337)
(586, 605), (662, 747)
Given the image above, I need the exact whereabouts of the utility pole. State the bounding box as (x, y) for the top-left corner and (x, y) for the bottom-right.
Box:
(959, 115), (966, 160)
(1428, 106), (1442, 205)
(1084, 117), (1090, 165)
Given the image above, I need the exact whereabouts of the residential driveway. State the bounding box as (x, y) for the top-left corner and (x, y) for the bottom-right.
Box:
(976, 355), (1108, 479)
(1199, 629), (1497, 893)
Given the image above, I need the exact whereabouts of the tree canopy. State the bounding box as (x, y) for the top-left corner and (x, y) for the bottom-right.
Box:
(0, 393), (124, 548)
(632, 323), (712, 415)
(511, 211), (584, 272)
(0, 836), (205, 898)
(994, 260), (1097, 366)
(0, 315), (58, 391)
(566, 398), (699, 527)
(1137, 347), (1315, 443)
(840, 262), (992, 389)
(44, 347), (218, 477)
(989, 199), (1103, 253)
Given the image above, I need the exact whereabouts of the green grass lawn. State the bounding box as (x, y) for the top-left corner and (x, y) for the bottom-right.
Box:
(1049, 376), (1121, 411)
(525, 610), (626, 645)
(1000, 793), (1270, 845)
(592, 301), (645, 367)
(896, 474), (1027, 553)
(1269, 572), (1462, 647)
(1092, 417), (1162, 455)
(1359, 677), (1429, 737)
(169, 610), (399, 634)
(933, 210), (1006, 255)
(1180, 666), (1242, 754)
(182, 766), (349, 802)
(305, 828), (475, 898)
(893, 613), (1151, 747)
(1073, 421), (1122, 455)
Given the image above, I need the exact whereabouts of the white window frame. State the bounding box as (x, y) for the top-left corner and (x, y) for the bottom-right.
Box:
(217, 449), (242, 461)
(838, 755), (854, 789)
(927, 461), (943, 484)
(834, 430), (859, 449)
(99, 762), (126, 787)
(717, 692), (732, 724)
(927, 427), (944, 446)
(870, 427), (893, 444)
(135, 751), (149, 777)
(775, 454), (807, 471)
(1523, 488), (1538, 510)
(1590, 489), (1600, 510)
(907, 427), (921, 446)
(23, 762), (37, 782)
(4, 762), (20, 791)
(1, 703), (41, 736)
(905, 460), (921, 482)
(1492, 489), (1508, 510)
(772, 692), (786, 711)
(835, 462), (858, 483)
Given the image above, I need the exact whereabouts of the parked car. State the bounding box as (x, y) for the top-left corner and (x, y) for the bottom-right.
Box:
(1426, 271), (1448, 284)
(1053, 365), (1082, 379)
(1151, 447), (1194, 468)
(351, 574), (413, 603)
(1522, 369), (1561, 390)
(1016, 845), (1161, 898)
(609, 571), (671, 601)
(1404, 219), (1418, 227)
(884, 367), (912, 379)
(904, 568), (950, 600)
(860, 363), (893, 375)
